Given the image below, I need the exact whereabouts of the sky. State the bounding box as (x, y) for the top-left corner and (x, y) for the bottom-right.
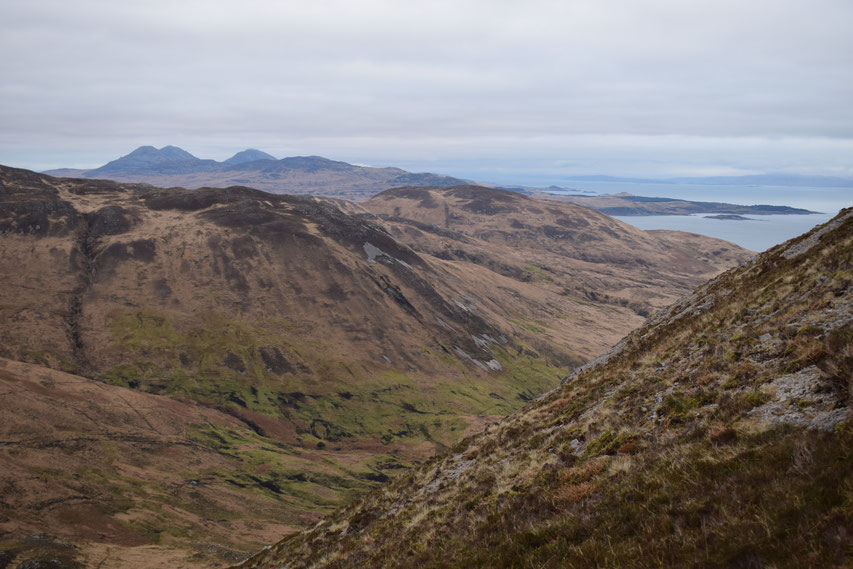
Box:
(1, 0), (852, 184)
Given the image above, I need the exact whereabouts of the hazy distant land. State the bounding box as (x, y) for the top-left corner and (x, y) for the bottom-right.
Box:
(43, 146), (836, 219)
(535, 192), (819, 216)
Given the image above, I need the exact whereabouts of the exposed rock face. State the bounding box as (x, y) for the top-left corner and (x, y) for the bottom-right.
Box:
(241, 208), (853, 569)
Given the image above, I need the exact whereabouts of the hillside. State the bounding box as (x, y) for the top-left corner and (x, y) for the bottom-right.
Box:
(361, 186), (751, 330)
(43, 146), (470, 201)
(0, 166), (750, 566)
(241, 208), (853, 569)
(0, 357), (340, 568)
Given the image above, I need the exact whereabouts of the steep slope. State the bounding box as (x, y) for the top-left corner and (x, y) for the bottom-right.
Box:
(242, 208), (853, 569)
(44, 146), (470, 201)
(1, 165), (569, 455)
(361, 185), (753, 350)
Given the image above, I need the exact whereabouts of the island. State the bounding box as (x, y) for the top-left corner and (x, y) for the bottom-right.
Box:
(704, 214), (757, 221)
(533, 192), (819, 216)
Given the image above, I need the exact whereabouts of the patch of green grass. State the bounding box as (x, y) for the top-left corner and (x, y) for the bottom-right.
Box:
(509, 318), (547, 335)
(184, 423), (381, 514)
(584, 429), (635, 457)
(109, 312), (183, 352)
(434, 349), (564, 419)
(100, 362), (147, 388)
(658, 388), (717, 423)
(103, 310), (571, 457)
(19, 348), (79, 373)
(738, 389), (771, 409)
(521, 264), (552, 283)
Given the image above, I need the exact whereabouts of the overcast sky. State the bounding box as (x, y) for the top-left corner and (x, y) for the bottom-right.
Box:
(1, 0), (852, 183)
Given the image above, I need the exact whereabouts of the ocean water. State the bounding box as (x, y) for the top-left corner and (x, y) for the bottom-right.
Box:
(611, 213), (836, 253)
(547, 182), (852, 252)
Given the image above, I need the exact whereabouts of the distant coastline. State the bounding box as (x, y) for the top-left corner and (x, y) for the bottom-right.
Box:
(533, 192), (819, 217)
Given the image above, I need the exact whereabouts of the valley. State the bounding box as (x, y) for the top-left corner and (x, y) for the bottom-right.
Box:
(5, 1), (850, 566)
(242, 207), (853, 569)
(0, 165), (752, 567)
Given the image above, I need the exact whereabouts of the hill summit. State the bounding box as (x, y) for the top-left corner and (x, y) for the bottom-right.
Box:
(223, 148), (277, 165)
(241, 208), (853, 569)
(94, 145), (200, 171)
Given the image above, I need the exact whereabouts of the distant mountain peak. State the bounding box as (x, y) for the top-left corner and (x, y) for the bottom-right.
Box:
(89, 145), (204, 175)
(51, 149), (471, 199)
(280, 155), (349, 166)
(128, 145), (157, 154)
(124, 145), (198, 162)
(223, 149), (277, 165)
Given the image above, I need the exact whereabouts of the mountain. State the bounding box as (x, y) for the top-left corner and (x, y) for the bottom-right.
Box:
(0, 166), (751, 566)
(118, 144), (198, 164)
(43, 146), (472, 201)
(241, 207), (853, 569)
(223, 148), (277, 165)
(358, 185), (752, 339)
(47, 147), (846, 206)
(89, 144), (214, 175)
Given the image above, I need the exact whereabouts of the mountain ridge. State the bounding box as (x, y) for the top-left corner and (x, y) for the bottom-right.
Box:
(43, 146), (472, 201)
(42, 146), (846, 207)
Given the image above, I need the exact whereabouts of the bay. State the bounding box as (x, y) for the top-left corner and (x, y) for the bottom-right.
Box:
(546, 181), (852, 252)
(611, 213), (836, 253)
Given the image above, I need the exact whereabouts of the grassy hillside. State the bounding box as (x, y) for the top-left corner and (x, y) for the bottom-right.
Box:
(242, 208), (852, 569)
(0, 357), (370, 568)
(362, 185), (752, 330)
(0, 168), (749, 455)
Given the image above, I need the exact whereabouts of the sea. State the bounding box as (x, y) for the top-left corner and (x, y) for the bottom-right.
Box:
(545, 182), (852, 253)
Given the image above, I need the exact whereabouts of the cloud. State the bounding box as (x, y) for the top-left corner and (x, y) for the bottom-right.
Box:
(1, 0), (851, 176)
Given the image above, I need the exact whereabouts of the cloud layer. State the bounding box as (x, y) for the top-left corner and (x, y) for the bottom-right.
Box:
(2, 0), (852, 178)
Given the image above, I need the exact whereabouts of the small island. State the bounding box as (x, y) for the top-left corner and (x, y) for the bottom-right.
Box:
(704, 214), (756, 221)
